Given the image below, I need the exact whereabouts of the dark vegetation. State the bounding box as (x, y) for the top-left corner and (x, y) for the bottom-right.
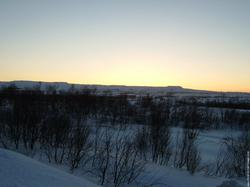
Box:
(0, 84), (249, 186)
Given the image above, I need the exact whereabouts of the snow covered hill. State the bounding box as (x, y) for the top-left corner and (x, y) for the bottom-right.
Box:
(0, 148), (99, 187)
(1, 80), (250, 97)
(0, 80), (195, 93)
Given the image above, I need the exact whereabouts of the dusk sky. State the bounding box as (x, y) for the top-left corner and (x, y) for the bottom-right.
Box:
(0, 0), (249, 92)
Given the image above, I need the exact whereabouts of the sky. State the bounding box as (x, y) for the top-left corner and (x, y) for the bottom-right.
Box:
(0, 0), (249, 92)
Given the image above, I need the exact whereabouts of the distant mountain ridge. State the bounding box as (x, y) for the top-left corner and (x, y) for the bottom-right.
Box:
(0, 80), (249, 96)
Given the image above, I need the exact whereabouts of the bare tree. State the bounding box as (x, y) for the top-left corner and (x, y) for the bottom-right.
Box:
(67, 117), (91, 172)
(148, 103), (172, 165)
(111, 134), (145, 187)
(93, 130), (145, 187)
(134, 126), (148, 160)
(40, 113), (70, 163)
(216, 132), (250, 177)
(173, 128), (201, 174)
(93, 129), (112, 185)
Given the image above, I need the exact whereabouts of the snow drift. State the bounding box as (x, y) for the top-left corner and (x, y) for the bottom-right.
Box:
(0, 148), (99, 187)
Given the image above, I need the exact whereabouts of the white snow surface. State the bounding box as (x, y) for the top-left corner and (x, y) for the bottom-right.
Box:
(0, 148), (99, 187)
(0, 131), (246, 187)
(137, 163), (226, 187)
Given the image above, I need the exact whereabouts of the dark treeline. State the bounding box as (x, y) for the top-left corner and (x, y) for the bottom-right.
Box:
(0, 86), (250, 130)
(178, 98), (250, 110)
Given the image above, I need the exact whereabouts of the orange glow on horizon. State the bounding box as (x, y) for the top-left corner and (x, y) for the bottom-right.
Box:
(1, 1), (249, 93)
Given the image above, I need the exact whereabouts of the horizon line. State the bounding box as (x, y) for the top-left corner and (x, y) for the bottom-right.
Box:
(1, 79), (250, 94)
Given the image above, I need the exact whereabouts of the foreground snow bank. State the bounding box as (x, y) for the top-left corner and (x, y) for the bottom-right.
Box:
(216, 180), (243, 187)
(136, 163), (226, 187)
(0, 148), (99, 187)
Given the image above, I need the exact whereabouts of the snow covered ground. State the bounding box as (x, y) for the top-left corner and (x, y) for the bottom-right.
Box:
(0, 148), (226, 187)
(0, 148), (99, 187)
(0, 128), (246, 187)
(136, 164), (226, 187)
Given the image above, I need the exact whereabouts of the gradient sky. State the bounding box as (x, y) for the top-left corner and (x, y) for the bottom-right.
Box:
(0, 0), (249, 92)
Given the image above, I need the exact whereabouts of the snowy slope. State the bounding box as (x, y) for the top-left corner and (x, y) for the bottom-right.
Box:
(0, 148), (99, 187)
(1, 80), (250, 97)
(137, 164), (225, 187)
